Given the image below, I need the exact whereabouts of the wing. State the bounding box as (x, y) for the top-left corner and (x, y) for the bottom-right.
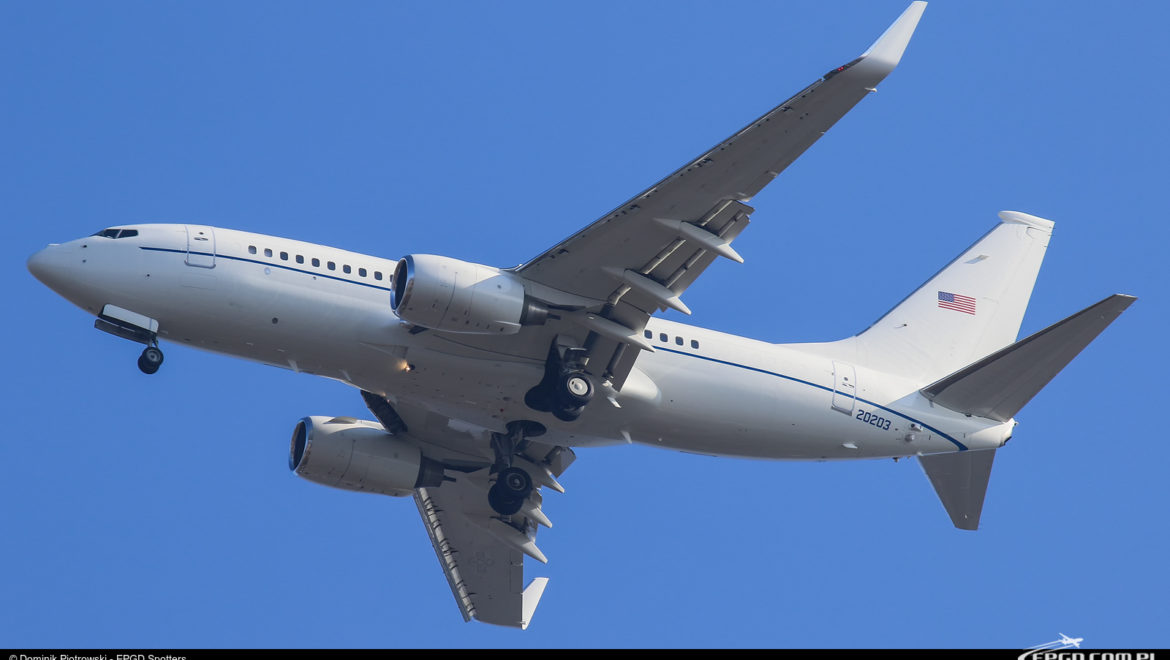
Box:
(415, 472), (550, 629)
(363, 392), (575, 628)
(504, 2), (927, 387)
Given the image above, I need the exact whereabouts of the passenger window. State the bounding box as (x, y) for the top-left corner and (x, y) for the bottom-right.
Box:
(248, 246), (257, 255)
(280, 251), (288, 261)
(675, 336), (683, 346)
(358, 268), (367, 277)
(644, 330), (652, 339)
(312, 258), (320, 267)
(327, 261), (336, 271)
(659, 333), (668, 342)
(343, 265), (352, 274)
(691, 340), (699, 349)
(374, 271), (383, 281)
(264, 248), (273, 258)
(295, 255), (304, 264)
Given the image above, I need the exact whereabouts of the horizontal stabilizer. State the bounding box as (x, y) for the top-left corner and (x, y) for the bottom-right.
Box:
(921, 294), (1136, 422)
(919, 449), (996, 530)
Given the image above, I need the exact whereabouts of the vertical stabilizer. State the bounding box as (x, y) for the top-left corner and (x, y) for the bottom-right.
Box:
(851, 211), (1054, 383)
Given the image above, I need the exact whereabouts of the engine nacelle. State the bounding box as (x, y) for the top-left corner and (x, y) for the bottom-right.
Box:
(289, 416), (444, 497)
(390, 254), (547, 334)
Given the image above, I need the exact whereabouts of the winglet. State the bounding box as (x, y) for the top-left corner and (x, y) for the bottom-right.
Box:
(859, 2), (927, 74)
(520, 578), (549, 630)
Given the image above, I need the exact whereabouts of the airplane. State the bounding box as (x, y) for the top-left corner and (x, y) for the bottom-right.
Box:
(1059, 634), (1084, 648)
(25, 1), (1135, 629)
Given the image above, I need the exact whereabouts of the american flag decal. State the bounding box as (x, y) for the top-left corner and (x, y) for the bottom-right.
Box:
(938, 291), (976, 315)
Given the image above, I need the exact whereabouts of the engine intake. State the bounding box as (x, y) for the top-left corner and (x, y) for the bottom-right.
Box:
(391, 254), (547, 334)
(289, 416), (444, 497)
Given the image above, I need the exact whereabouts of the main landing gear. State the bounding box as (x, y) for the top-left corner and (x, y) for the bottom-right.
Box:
(488, 420), (545, 516)
(525, 339), (596, 421)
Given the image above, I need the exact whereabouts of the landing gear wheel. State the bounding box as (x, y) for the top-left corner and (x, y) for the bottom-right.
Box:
(137, 346), (164, 375)
(488, 466), (533, 515)
(487, 423), (543, 516)
(497, 466), (533, 499)
(549, 371), (592, 421)
(488, 485), (524, 516)
(557, 371), (594, 407)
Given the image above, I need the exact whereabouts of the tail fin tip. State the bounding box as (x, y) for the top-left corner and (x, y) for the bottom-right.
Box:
(998, 210), (1054, 233)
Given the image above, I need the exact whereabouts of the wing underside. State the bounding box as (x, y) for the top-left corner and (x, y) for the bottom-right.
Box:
(415, 474), (548, 629)
(362, 392), (573, 628)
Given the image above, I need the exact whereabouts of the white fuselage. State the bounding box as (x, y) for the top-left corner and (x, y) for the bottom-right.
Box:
(28, 224), (1012, 461)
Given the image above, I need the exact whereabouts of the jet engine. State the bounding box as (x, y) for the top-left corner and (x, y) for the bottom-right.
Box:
(391, 254), (547, 334)
(289, 416), (444, 496)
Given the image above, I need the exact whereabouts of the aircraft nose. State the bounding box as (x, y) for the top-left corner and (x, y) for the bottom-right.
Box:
(27, 244), (66, 288)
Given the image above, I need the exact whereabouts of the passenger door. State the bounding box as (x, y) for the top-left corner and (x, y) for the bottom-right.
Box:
(185, 225), (216, 268)
(831, 361), (857, 415)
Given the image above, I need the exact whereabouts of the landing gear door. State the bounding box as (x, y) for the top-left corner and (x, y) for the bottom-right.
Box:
(831, 361), (857, 415)
(185, 225), (216, 268)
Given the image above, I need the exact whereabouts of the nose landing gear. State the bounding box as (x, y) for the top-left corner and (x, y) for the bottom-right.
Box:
(93, 305), (165, 375)
(137, 344), (164, 375)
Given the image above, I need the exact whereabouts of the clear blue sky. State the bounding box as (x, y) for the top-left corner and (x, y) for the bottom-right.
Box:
(3, 0), (1166, 649)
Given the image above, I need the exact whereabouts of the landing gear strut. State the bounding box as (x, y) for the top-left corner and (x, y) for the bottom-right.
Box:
(137, 344), (164, 375)
(487, 420), (544, 516)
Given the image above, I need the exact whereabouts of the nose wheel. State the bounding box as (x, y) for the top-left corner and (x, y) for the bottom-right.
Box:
(137, 345), (164, 374)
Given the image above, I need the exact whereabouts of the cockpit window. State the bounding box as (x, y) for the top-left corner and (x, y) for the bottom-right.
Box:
(90, 228), (139, 239)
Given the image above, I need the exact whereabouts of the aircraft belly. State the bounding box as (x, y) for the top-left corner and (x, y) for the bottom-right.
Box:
(369, 346), (544, 431)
